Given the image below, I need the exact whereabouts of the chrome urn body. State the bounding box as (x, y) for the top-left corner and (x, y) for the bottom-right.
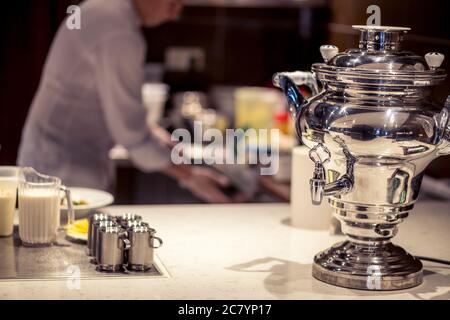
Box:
(274, 25), (450, 290)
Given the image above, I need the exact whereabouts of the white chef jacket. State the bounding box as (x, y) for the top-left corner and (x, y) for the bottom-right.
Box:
(17, 0), (171, 191)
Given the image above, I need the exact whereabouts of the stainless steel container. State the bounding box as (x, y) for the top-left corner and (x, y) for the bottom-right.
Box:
(127, 225), (163, 271)
(274, 25), (450, 290)
(96, 225), (130, 272)
(92, 220), (116, 264)
(117, 213), (142, 228)
(86, 213), (114, 256)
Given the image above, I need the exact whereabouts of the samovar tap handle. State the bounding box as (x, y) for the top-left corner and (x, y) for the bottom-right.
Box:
(310, 162), (326, 205)
(272, 71), (320, 121)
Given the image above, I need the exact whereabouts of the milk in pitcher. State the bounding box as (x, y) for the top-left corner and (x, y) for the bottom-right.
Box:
(18, 189), (60, 246)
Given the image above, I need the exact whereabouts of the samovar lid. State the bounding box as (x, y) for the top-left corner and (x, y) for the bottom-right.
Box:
(312, 25), (446, 87)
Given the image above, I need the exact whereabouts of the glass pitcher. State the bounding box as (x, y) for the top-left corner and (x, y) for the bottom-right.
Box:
(0, 166), (19, 237)
(18, 167), (74, 247)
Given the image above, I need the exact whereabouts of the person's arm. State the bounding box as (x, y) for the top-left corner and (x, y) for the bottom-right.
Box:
(94, 32), (170, 171)
(163, 164), (232, 203)
(93, 32), (233, 203)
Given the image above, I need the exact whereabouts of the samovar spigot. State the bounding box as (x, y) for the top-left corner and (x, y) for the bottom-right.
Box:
(310, 162), (326, 205)
(308, 143), (353, 205)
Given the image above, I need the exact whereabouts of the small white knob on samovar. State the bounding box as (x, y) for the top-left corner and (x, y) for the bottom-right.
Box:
(320, 45), (339, 63)
(425, 52), (445, 70)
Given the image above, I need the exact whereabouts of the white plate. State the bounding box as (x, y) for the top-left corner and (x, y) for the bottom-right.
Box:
(61, 187), (114, 219)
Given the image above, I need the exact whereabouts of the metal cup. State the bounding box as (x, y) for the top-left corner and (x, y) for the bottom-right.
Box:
(96, 225), (130, 272)
(127, 225), (163, 271)
(86, 213), (114, 256)
(117, 213), (142, 228)
(92, 220), (116, 264)
(122, 220), (149, 264)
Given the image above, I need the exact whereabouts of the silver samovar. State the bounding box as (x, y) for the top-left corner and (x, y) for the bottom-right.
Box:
(273, 25), (450, 290)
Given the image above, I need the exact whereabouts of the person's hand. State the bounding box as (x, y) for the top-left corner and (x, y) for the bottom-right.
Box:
(163, 164), (232, 203)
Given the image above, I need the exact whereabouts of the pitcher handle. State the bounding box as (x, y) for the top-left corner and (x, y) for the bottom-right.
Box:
(61, 185), (75, 227)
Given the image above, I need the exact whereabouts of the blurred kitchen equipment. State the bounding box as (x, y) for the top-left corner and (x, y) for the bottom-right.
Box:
(213, 164), (259, 200)
(0, 166), (19, 237)
(144, 63), (164, 83)
(87, 212), (114, 256)
(142, 82), (169, 125)
(273, 133), (297, 183)
(290, 146), (331, 230)
(92, 219), (116, 264)
(96, 224), (130, 272)
(18, 167), (74, 247)
(171, 91), (207, 129)
(234, 87), (281, 134)
(127, 224), (163, 271)
(274, 25), (450, 290)
(210, 86), (238, 128)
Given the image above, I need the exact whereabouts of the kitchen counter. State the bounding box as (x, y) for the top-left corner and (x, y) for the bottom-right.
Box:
(0, 201), (449, 300)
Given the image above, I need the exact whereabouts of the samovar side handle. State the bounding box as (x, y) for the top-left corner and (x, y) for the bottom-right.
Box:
(437, 95), (450, 155)
(272, 71), (319, 120)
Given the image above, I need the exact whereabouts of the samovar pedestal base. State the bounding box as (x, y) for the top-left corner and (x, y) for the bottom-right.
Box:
(312, 240), (423, 290)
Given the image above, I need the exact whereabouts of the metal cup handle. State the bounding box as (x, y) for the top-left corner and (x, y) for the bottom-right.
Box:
(119, 232), (131, 250)
(149, 236), (163, 249)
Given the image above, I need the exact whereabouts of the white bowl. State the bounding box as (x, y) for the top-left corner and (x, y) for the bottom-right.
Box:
(61, 187), (114, 219)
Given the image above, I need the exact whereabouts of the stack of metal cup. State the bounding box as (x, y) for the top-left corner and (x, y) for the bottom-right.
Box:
(86, 212), (163, 272)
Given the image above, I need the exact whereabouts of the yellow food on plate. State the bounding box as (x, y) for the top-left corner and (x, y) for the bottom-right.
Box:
(66, 218), (89, 235)
(72, 199), (89, 206)
(60, 194), (90, 206)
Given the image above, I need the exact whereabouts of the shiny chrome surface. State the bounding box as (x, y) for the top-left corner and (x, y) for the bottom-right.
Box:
(310, 26), (446, 87)
(92, 219), (116, 264)
(86, 213), (113, 256)
(127, 225), (163, 272)
(274, 25), (450, 290)
(312, 241), (423, 290)
(96, 225), (130, 272)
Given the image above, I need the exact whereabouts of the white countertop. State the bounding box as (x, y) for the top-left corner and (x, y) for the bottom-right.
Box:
(0, 201), (449, 300)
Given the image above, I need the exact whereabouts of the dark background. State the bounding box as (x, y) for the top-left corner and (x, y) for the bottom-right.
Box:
(1, 0), (449, 179)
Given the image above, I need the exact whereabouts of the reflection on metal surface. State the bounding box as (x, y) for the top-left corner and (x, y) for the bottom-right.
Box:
(387, 169), (410, 204)
(312, 241), (423, 291)
(275, 25), (450, 290)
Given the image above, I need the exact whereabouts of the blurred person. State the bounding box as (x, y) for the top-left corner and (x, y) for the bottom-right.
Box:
(17, 0), (232, 203)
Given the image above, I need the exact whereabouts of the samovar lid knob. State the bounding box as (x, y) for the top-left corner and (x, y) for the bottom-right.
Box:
(425, 52), (445, 70)
(320, 45), (339, 63)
